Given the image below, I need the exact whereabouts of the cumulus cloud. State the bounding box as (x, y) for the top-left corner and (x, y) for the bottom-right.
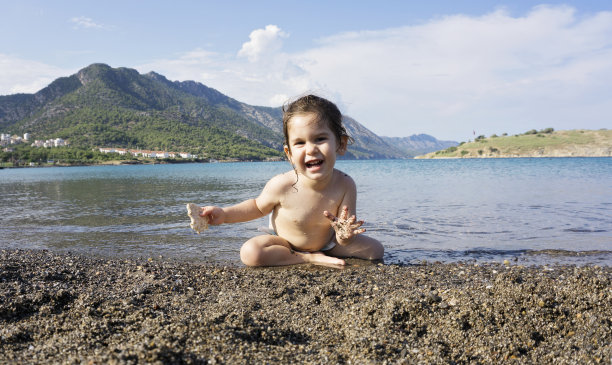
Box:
(138, 7), (612, 139)
(138, 27), (310, 106)
(70, 16), (106, 30)
(5, 6), (611, 140)
(269, 93), (289, 106)
(137, 48), (225, 83)
(238, 25), (288, 62)
(0, 54), (75, 95)
(294, 6), (612, 139)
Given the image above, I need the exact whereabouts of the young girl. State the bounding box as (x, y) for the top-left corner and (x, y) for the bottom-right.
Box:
(199, 94), (384, 267)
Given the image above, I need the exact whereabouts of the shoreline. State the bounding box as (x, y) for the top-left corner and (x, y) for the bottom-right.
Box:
(1, 249), (609, 363)
(3, 155), (611, 169)
(415, 155), (612, 160)
(0, 158), (288, 169)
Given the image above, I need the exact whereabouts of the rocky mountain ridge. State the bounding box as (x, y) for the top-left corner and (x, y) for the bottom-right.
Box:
(0, 63), (454, 159)
(382, 134), (458, 156)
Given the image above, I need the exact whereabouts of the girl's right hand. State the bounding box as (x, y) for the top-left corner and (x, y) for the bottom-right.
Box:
(200, 206), (225, 225)
(324, 205), (366, 244)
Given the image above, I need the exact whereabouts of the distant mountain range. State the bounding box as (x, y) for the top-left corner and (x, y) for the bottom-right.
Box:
(381, 135), (458, 157)
(0, 63), (457, 159)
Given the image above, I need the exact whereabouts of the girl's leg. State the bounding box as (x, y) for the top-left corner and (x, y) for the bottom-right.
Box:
(326, 235), (384, 261)
(240, 235), (346, 267)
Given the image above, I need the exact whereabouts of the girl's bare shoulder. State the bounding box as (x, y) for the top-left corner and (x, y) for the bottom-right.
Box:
(333, 169), (356, 186)
(265, 171), (298, 191)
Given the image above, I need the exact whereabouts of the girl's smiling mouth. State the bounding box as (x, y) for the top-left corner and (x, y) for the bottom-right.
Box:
(305, 159), (324, 168)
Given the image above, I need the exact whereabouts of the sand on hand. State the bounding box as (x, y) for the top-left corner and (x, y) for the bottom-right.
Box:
(186, 203), (209, 234)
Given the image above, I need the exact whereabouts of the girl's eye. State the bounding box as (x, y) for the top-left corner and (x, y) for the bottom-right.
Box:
(316, 137), (327, 142)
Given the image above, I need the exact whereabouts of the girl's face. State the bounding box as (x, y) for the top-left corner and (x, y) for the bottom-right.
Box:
(284, 113), (347, 182)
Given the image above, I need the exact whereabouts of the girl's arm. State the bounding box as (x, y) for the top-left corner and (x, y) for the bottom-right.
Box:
(200, 199), (264, 225)
(200, 173), (286, 225)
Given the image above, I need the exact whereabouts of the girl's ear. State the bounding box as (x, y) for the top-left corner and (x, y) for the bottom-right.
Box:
(284, 145), (291, 159)
(337, 136), (348, 155)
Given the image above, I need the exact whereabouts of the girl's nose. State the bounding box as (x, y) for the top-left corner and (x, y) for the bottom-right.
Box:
(306, 142), (319, 154)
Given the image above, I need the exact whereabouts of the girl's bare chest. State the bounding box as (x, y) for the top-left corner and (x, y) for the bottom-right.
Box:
(280, 190), (343, 220)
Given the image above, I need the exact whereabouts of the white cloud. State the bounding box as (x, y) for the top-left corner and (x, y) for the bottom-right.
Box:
(4, 6), (611, 140)
(138, 48), (224, 83)
(138, 7), (612, 139)
(70, 16), (106, 30)
(238, 25), (288, 62)
(269, 93), (289, 106)
(137, 34), (312, 106)
(292, 6), (612, 139)
(0, 54), (75, 95)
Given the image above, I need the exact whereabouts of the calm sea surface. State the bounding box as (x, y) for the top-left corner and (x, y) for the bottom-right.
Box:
(1, 158), (611, 266)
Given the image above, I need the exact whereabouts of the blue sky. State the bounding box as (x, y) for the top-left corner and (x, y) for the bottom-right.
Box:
(1, 0), (611, 141)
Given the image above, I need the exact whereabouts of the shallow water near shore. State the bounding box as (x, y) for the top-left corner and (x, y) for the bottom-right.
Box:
(1, 158), (611, 265)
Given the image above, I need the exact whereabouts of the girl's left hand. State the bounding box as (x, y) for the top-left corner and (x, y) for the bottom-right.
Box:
(324, 206), (366, 242)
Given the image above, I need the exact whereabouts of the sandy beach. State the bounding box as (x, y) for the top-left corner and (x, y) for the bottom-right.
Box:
(1, 249), (610, 364)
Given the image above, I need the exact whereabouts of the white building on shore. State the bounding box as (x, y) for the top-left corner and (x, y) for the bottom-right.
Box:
(31, 138), (69, 148)
(0, 132), (70, 148)
(98, 148), (197, 159)
(1, 133), (30, 146)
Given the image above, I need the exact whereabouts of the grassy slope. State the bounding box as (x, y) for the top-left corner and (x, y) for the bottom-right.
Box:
(416, 129), (612, 159)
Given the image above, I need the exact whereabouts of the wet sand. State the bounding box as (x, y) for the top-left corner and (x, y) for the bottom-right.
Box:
(1, 249), (610, 364)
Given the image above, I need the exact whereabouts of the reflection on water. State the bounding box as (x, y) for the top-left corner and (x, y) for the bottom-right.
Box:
(1, 159), (611, 266)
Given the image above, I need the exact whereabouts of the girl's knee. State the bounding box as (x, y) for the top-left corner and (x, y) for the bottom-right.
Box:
(240, 239), (264, 266)
(359, 236), (384, 260)
(329, 236), (384, 261)
(241, 236), (280, 266)
(369, 239), (384, 260)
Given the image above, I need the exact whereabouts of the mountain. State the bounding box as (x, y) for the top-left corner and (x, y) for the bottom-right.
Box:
(0, 63), (418, 160)
(0, 64), (287, 159)
(336, 116), (407, 159)
(381, 134), (458, 157)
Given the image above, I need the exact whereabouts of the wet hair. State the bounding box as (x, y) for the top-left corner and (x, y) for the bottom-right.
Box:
(282, 94), (354, 152)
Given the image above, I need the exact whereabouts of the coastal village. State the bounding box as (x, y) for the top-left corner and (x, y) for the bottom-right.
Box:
(1, 133), (197, 160)
(97, 147), (197, 159)
(1, 133), (68, 149)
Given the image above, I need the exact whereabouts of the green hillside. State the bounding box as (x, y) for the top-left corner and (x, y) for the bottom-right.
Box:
(416, 129), (612, 159)
(1, 64), (283, 160)
(0, 63), (457, 163)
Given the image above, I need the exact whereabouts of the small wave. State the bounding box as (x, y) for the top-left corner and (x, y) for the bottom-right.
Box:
(461, 249), (528, 256)
(393, 248), (529, 260)
(563, 228), (607, 233)
(525, 249), (612, 257)
(528, 205), (544, 209)
(394, 224), (416, 230)
(387, 247), (612, 266)
(516, 236), (543, 241)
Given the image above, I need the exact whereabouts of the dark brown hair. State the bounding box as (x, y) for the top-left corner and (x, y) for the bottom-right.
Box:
(282, 94), (354, 151)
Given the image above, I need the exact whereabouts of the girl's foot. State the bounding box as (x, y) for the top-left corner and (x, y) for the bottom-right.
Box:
(300, 251), (346, 267)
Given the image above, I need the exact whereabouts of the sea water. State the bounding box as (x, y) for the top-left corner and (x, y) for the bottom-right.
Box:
(1, 158), (610, 266)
